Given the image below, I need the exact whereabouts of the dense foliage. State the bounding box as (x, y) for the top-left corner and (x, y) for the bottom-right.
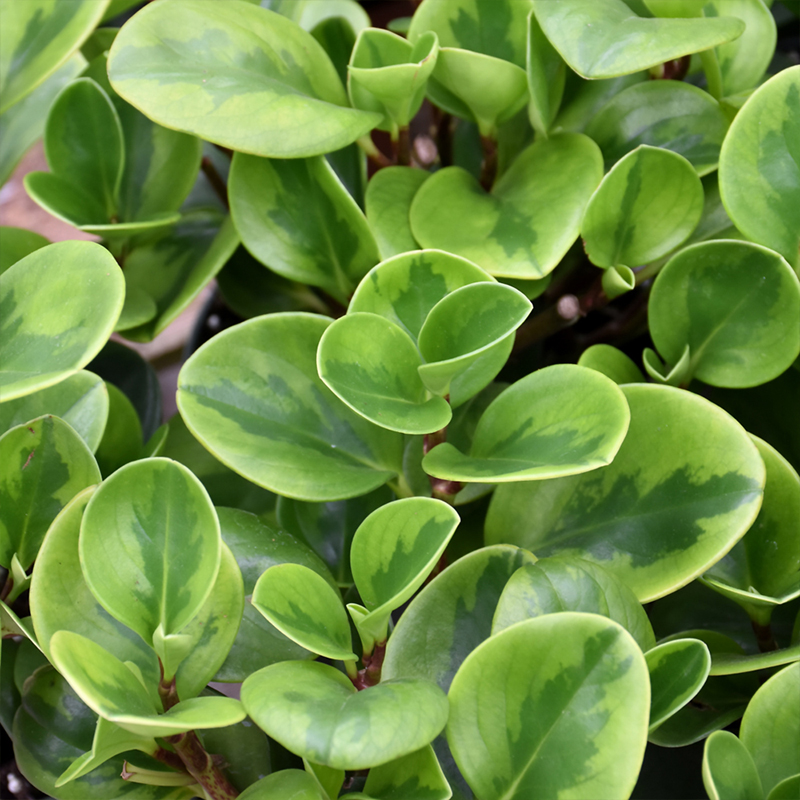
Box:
(1, 0), (799, 798)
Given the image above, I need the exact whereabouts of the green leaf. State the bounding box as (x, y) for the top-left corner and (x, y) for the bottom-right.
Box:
(0, 416), (100, 570)
(447, 612), (649, 800)
(648, 241), (800, 388)
(230, 153), (379, 302)
(719, 66), (800, 268)
(767, 776), (800, 800)
(0, 240), (124, 401)
(318, 313), (452, 434)
(94, 382), (143, 477)
(581, 145), (703, 268)
(646, 638), (711, 731)
(585, 80), (729, 176)
(177, 313), (403, 501)
(304, 760), (345, 800)
(0, 0), (109, 113)
(0, 227), (49, 275)
(554, 72), (646, 134)
(364, 168), (429, 259)
(531, 0), (745, 79)
(422, 364), (630, 483)
(485, 384), (765, 602)
(740, 663), (800, 796)
(702, 730), (764, 800)
(526, 11), (566, 137)
(238, 770), (326, 800)
(577, 344), (644, 385)
(492, 556), (655, 651)
(107, 0), (380, 158)
(0, 371), (107, 452)
(708, 642), (800, 676)
(252, 564), (356, 661)
(242, 660), (448, 770)
(80, 458), (221, 647)
(410, 133), (603, 279)
(360, 745), (451, 800)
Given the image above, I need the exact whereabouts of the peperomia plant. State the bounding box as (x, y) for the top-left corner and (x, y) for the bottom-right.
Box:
(1, 0), (799, 799)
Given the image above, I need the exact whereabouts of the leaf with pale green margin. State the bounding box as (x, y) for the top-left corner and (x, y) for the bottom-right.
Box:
(238, 770), (326, 800)
(708, 642), (800, 676)
(177, 313), (404, 501)
(648, 241), (800, 388)
(262, 0), (370, 38)
(702, 730), (764, 800)
(50, 631), (246, 738)
(276, 487), (394, 587)
(348, 29), (439, 134)
(0, 415), (100, 570)
(417, 283), (531, 402)
(0, 227), (49, 275)
(80, 458), (221, 648)
(585, 81), (730, 176)
(719, 66), (800, 268)
(526, 11), (566, 137)
(94, 382), (143, 477)
(253, 564), (356, 661)
(242, 660), (448, 770)
(423, 364), (630, 483)
(581, 145), (703, 269)
(642, 344), (692, 388)
(577, 344), (644, 385)
(304, 760), (344, 800)
(364, 169), (429, 259)
(740, 663), (800, 796)
(348, 498), (460, 649)
(318, 313), (452, 435)
(108, 0), (380, 158)
(230, 153), (379, 302)
(120, 214), (239, 342)
(411, 133), (603, 279)
(531, 0), (745, 80)
(767, 776), (800, 800)
(554, 72), (646, 133)
(492, 557), (655, 651)
(486, 384), (765, 602)
(349, 250), (493, 338)
(703, 437), (800, 615)
(448, 612), (649, 800)
(0, 371), (107, 452)
(646, 638), (711, 731)
(0, 241), (124, 401)
(352, 745), (452, 800)
(0, 54), (84, 188)
(12, 666), (194, 800)
(0, 0), (109, 114)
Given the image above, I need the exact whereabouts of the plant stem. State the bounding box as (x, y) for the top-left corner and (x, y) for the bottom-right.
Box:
(395, 126), (411, 166)
(167, 731), (240, 800)
(201, 156), (229, 209)
(351, 641), (386, 690)
(357, 134), (392, 168)
(479, 136), (498, 191)
(699, 49), (724, 100)
(0, 572), (12, 603)
(435, 110), (453, 168)
(752, 619), (780, 653)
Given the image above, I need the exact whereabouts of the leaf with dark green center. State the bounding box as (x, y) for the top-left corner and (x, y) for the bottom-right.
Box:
(0, 416), (100, 570)
(238, 770), (327, 800)
(80, 457), (221, 648)
(0, 240), (124, 401)
(447, 612), (649, 800)
(266, 0), (370, 36)
(581, 145), (704, 268)
(422, 364), (630, 483)
(354, 745), (451, 800)
(410, 133), (603, 279)
(0, 0), (108, 113)
(178, 313), (403, 501)
(526, 11), (566, 138)
(230, 152), (379, 302)
(646, 638), (711, 731)
(585, 80), (729, 175)
(719, 66), (800, 268)
(648, 241), (800, 388)
(252, 563), (356, 661)
(702, 730), (764, 800)
(531, 0), (745, 79)
(107, 0), (381, 158)
(577, 344), (644, 385)
(318, 313), (452, 435)
(492, 556), (655, 651)
(486, 384), (765, 602)
(554, 72), (646, 134)
(242, 660), (448, 770)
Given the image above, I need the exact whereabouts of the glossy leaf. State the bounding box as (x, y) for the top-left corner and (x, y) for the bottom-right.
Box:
(492, 556), (655, 651)
(648, 241), (800, 388)
(94, 382), (143, 477)
(108, 0), (381, 158)
(242, 660), (448, 770)
(0, 241), (124, 401)
(448, 612), (649, 800)
(265, 0), (370, 36)
(422, 364), (630, 483)
(0, 415), (100, 570)
(767, 776), (800, 800)
(80, 458), (221, 646)
(0, 227), (49, 276)
(526, 11), (566, 137)
(554, 72), (646, 134)
(531, 0), (745, 79)
(708, 642), (800, 676)
(577, 344), (644, 385)
(719, 66), (800, 267)
(360, 745), (452, 800)
(239, 770), (326, 800)
(486, 384), (765, 602)
(581, 145), (704, 268)
(410, 134), (603, 279)
(177, 313), (403, 501)
(702, 730), (764, 800)
(230, 153), (379, 302)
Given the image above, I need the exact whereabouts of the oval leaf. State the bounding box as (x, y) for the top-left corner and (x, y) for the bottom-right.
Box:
(577, 344), (644, 385)
(702, 730), (764, 800)
(647, 638), (711, 730)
